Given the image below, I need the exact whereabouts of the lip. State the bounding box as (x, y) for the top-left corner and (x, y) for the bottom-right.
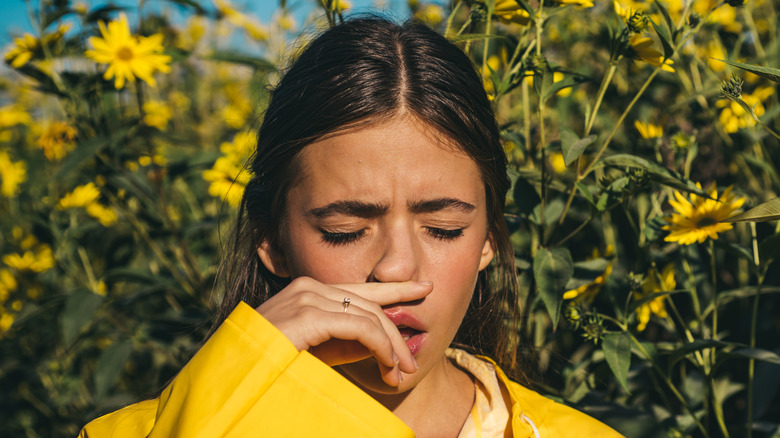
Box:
(383, 307), (425, 331)
(383, 307), (427, 356)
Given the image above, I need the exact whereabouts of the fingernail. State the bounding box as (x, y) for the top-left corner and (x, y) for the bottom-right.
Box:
(417, 281), (432, 286)
(412, 356), (419, 370)
(393, 352), (399, 365)
(398, 369), (403, 382)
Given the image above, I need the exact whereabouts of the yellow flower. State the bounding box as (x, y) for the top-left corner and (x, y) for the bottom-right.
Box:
(0, 312), (15, 336)
(74, 2), (89, 15)
(414, 4), (446, 26)
(494, 0), (531, 26)
(243, 19), (270, 42)
(0, 105), (33, 129)
(628, 35), (674, 72)
(549, 152), (567, 174)
(663, 183), (745, 245)
(58, 182), (118, 226)
(635, 264), (674, 331)
(716, 86), (773, 133)
(37, 121), (77, 161)
(329, 0), (352, 12)
(563, 247), (614, 304)
(95, 279), (108, 296)
(143, 100), (172, 130)
(634, 120), (663, 139)
(86, 202), (118, 227)
(0, 269), (17, 303)
(85, 13), (172, 89)
(203, 131), (255, 207)
(176, 16), (207, 51)
(555, 0), (594, 7)
(703, 39), (727, 73)
(0, 150), (27, 197)
(58, 182), (101, 209)
(2, 244), (55, 273)
(276, 13), (297, 32)
(4, 24), (70, 68)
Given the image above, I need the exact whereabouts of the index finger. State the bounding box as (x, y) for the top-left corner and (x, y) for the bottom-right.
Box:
(331, 281), (433, 306)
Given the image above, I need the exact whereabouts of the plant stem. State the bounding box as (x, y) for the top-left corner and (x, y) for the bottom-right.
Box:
(444, 0), (463, 38)
(584, 63), (618, 137)
(628, 331), (710, 437)
(580, 67), (661, 178)
(746, 222), (764, 438)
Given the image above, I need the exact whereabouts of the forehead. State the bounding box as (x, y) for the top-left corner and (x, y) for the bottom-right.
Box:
(289, 118), (486, 207)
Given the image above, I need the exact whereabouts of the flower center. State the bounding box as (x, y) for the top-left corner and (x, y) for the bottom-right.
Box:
(696, 216), (718, 228)
(117, 46), (134, 61)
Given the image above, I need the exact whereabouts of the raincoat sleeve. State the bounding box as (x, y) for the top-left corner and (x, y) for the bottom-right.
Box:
(78, 302), (414, 438)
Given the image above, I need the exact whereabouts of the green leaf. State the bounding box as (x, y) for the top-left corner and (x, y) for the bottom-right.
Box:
(42, 6), (73, 30)
(711, 58), (780, 83)
(542, 72), (587, 103)
(668, 339), (732, 367)
(61, 290), (104, 345)
(205, 51), (277, 71)
(165, 0), (208, 14)
(512, 0), (535, 18)
(650, 20), (674, 60)
(94, 340), (133, 402)
(512, 174), (541, 216)
(85, 5), (127, 24)
(603, 332), (631, 392)
(448, 33), (506, 43)
(653, 0), (676, 39)
(534, 63), (555, 103)
(55, 132), (127, 180)
(727, 348), (780, 365)
(575, 182), (597, 207)
(722, 197), (780, 222)
(759, 233), (780, 267)
(598, 154), (707, 196)
(560, 127), (597, 166)
(533, 247), (574, 329)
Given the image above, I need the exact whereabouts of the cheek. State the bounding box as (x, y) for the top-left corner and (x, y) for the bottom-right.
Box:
(283, 226), (369, 283)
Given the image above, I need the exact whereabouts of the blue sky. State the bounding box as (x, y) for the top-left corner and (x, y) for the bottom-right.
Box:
(0, 0), (409, 45)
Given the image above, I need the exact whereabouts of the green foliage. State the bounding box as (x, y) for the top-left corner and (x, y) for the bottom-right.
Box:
(1, 0), (779, 437)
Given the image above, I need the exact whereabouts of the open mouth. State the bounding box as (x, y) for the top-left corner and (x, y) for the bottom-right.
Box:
(397, 326), (425, 355)
(398, 326), (422, 341)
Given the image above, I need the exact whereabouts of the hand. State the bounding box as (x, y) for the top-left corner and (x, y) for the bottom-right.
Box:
(254, 276), (433, 386)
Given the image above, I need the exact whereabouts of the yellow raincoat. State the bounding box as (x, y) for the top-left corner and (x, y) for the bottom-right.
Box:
(79, 303), (621, 437)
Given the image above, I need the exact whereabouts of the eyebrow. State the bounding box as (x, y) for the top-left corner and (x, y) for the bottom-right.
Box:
(307, 197), (475, 218)
(308, 200), (390, 218)
(407, 198), (476, 214)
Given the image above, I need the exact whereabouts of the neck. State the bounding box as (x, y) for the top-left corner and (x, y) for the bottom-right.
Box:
(361, 355), (475, 437)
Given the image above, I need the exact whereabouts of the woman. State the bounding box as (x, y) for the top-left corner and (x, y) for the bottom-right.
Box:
(80, 17), (621, 437)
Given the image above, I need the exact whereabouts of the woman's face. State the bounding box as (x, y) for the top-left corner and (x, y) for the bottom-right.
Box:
(272, 116), (494, 393)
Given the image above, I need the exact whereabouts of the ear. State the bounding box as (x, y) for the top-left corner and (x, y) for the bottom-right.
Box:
(478, 232), (496, 271)
(257, 239), (291, 278)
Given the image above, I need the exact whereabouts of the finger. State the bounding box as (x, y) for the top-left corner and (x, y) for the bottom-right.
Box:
(331, 280), (433, 306)
(310, 310), (399, 369)
(311, 341), (402, 387)
(324, 293), (418, 374)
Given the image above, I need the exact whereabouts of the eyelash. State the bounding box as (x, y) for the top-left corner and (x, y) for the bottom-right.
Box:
(320, 227), (464, 246)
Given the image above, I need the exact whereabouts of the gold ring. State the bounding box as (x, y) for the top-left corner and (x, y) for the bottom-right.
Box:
(342, 297), (351, 313)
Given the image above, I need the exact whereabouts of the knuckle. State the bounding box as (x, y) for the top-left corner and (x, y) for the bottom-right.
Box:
(290, 276), (316, 289)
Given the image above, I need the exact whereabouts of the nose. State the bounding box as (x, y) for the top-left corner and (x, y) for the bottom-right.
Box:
(368, 222), (420, 283)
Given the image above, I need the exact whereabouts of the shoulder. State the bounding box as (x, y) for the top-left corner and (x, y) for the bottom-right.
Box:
(489, 357), (624, 437)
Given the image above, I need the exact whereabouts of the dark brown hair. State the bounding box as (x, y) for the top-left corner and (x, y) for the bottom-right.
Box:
(212, 17), (526, 381)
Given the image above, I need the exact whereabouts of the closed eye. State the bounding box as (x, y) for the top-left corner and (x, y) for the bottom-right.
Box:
(426, 227), (464, 241)
(320, 229), (366, 246)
